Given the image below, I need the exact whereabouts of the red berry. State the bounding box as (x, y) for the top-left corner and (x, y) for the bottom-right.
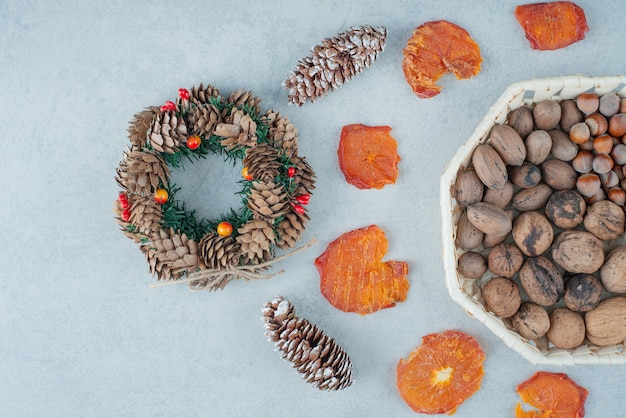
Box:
(187, 135), (201, 150)
(292, 203), (305, 214)
(287, 167), (296, 178)
(154, 188), (169, 204)
(121, 209), (131, 222)
(295, 194), (310, 205)
(119, 199), (130, 210)
(160, 100), (177, 112)
(178, 88), (190, 100)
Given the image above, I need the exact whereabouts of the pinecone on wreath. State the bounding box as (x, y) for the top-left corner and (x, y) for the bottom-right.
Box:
(247, 181), (289, 219)
(141, 228), (203, 280)
(215, 108), (258, 150)
(275, 210), (309, 250)
(291, 156), (316, 195)
(149, 111), (188, 154)
(236, 219), (276, 263)
(128, 195), (163, 235)
(227, 89), (262, 115)
(264, 110), (299, 154)
(262, 295), (354, 391)
(127, 106), (158, 147)
(188, 104), (221, 137)
(197, 234), (241, 270)
(116, 146), (169, 196)
(189, 83), (221, 106)
(243, 143), (282, 182)
(284, 25), (387, 106)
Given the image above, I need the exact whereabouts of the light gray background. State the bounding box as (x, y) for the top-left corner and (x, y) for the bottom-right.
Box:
(2, 1), (625, 417)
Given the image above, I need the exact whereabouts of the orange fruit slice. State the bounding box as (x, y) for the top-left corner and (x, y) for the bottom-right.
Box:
(337, 124), (400, 190)
(396, 330), (485, 415)
(516, 371), (588, 418)
(402, 20), (482, 98)
(314, 225), (409, 315)
(514, 2), (589, 51)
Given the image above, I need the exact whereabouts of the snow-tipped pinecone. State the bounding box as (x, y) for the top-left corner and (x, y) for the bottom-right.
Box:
(116, 146), (169, 196)
(198, 233), (241, 270)
(141, 228), (202, 280)
(292, 156), (316, 195)
(129, 194), (163, 235)
(262, 296), (354, 391)
(189, 83), (221, 106)
(128, 107), (158, 147)
(236, 219), (275, 263)
(284, 25), (387, 106)
(243, 143), (281, 182)
(247, 181), (289, 219)
(275, 210), (309, 250)
(215, 109), (258, 150)
(227, 89), (261, 115)
(188, 103), (221, 137)
(264, 110), (299, 154)
(148, 111), (188, 154)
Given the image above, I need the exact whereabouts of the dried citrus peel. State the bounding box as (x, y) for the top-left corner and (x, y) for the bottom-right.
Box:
(514, 1), (589, 50)
(516, 371), (588, 418)
(314, 225), (409, 315)
(338, 124), (400, 189)
(396, 330), (485, 415)
(402, 20), (482, 98)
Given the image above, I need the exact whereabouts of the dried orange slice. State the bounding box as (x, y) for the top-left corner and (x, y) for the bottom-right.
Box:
(338, 124), (400, 190)
(516, 371), (588, 418)
(396, 330), (485, 415)
(314, 225), (409, 315)
(515, 2), (589, 51)
(402, 20), (482, 98)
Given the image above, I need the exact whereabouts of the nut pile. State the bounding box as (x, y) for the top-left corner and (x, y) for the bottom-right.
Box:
(454, 92), (626, 351)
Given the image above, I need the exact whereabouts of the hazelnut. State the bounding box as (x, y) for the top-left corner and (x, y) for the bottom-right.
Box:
(592, 134), (613, 154)
(599, 92), (621, 117)
(610, 144), (626, 165)
(571, 150), (594, 173)
(608, 188), (626, 206)
(569, 122), (591, 144)
(585, 112), (608, 136)
(592, 154), (614, 174)
(576, 173), (601, 198)
(576, 93), (599, 114)
(608, 113), (626, 137)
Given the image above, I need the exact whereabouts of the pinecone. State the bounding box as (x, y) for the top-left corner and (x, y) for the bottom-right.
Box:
(198, 233), (241, 270)
(116, 146), (169, 196)
(284, 25), (387, 106)
(264, 110), (299, 154)
(243, 143), (281, 182)
(128, 107), (158, 147)
(188, 103), (221, 137)
(236, 219), (275, 263)
(215, 109), (258, 150)
(227, 89), (262, 115)
(141, 228), (202, 280)
(292, 156), (316, 195)
(189, 83), (221, 106)
(262, 296), (354, 391)
(247, 181), (289, 219)
(129, 195), (163, 236)
(275, 210), (309, 250)
(148, 111), (188, 154)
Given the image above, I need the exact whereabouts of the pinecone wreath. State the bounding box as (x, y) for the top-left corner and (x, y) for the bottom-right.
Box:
(284, 25), (387, 106)
(114, 86), (316, 291)
(262, 295), (354, 391)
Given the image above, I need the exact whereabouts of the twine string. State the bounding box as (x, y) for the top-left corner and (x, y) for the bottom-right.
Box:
(150, 238), (317, 291)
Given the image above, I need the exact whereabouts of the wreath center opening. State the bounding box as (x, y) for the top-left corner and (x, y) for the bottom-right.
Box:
(168, 155), (245, 223)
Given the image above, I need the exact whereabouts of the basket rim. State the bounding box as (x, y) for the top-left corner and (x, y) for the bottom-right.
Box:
(440, 74), (626, 366)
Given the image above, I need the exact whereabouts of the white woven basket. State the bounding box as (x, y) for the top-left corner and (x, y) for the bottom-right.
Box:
(440, 75), (626, 365)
